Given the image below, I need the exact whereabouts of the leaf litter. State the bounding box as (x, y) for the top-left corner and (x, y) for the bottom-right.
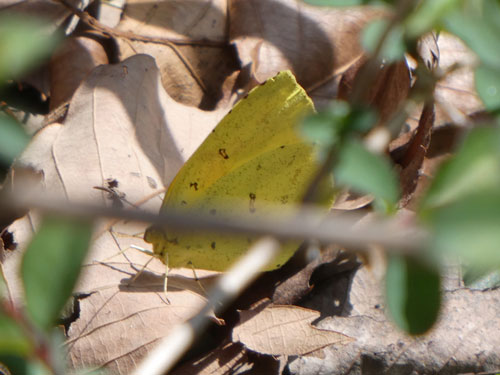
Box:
(1, 1), (499, 374)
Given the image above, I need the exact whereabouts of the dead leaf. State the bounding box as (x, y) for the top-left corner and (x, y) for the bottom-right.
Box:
(338, 57), (411, 125)
(288, 264), (500, 375)
(117, 0), (240, 109)
(50, 35), (108, 110)
(332, 189), (373, 210)
(229, 0), (387, 106)
(434, 32), (483, 127)
(1, 54), (230, 374)
(232, 305), (353, 356)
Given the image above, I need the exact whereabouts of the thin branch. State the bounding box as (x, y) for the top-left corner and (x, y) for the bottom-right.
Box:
(3, 192), (427, 253)
(131, 237), (281, 375)
(56, 0), (220, 94)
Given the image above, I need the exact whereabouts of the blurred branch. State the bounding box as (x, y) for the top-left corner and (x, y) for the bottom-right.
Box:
(1, 191), (427, 253)
(132, 237), (280, 375)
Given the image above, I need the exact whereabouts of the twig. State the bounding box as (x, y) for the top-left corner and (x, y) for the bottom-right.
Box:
(131, 237), (281, 375)
(56, 0), (217, 94)
(3, 192), (427, 253)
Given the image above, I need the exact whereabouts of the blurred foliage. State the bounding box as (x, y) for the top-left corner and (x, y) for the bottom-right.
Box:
(1, 0), (500, 373)
(301, 0), (500, 335)
(0, 14), (60, 82)
(385, 254), (441, 335)
(22, 217), (93, 331)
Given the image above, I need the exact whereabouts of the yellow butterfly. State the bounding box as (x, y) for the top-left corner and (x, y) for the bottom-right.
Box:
(145, 71), (335, 272)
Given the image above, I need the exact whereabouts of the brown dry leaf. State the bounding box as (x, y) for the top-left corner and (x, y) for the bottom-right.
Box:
(49, 35), (108, 110)
(116, 0), (239, 109)
(232, 305), (353, 356)
(434, 32), (483, 126)
(287, 265), (500, 374)
(1, 54), (230, 373)
(0, 0), (76, 30)
(230, 1), (387, 105)
(171, 342), (251, 375)
(405, 32), (482, 131)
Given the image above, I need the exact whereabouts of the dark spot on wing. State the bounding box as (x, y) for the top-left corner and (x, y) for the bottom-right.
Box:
(211, 242), (216, 250)
(219, 148), (229, 159)
(190, 182), (199, 191)
(280, 145), (285, 149)
(249, 193), (256, 213)
(181, 200), (187, 205)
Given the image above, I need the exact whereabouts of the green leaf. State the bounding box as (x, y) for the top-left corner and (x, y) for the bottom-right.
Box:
(405, 0), (461, 38)
(0, 14), (60, 80)
(301, 102), (376, 149)
(303, 0), (365, 5)
(426, 190), (500, 269)
(444, 2), (500, 68)
(21, 216), (93, 330)
(475, 64), (500, 111)
(421, 127), (500, 210)
(0, 314), (31, 355)
(303, 0), (393, 6)
(361, 19), (405, 62)
(463, 267), (500, 290)
(0, 114), (30, 166)
(335, 139), (400, 211)
(301, 101), (351, 148)
(386, 254), (441, 335)
(0, 355), (51, 375)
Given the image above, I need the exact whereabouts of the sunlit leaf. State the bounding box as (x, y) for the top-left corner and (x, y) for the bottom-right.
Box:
(335, 139), (399, 211)
(22, 217), (93, 330)
(386, 254), (441, 335)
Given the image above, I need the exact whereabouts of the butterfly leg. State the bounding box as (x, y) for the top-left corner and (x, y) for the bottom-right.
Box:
(188, 261), (207, 296)
(162, 253), (171, 304)
(130, 255), (154, 283)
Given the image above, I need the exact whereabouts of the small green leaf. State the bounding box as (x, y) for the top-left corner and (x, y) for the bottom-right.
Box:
(421, 127), (500, 210)
(0, 14), (60, 81)
(301, 101), (351, 148)
(301, 102), (376, 149)
(0, 314), (31, 355)
(303, 0), (394, 6)
(386, 254), (441, 335)
(0, 355), (51, 375)
(405, 0), (461, 38)
(0, 114), (30, 166)
(362, 19), (405, 62)
(22, 216), (93, 330)
(463, 267), (500, 290)
(303, 0), (365, 5)
(444, 3), (500, 68)
(475, 64), (500, 111)
(426, 190), (500, 269)
(335, 139), (400, 211)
